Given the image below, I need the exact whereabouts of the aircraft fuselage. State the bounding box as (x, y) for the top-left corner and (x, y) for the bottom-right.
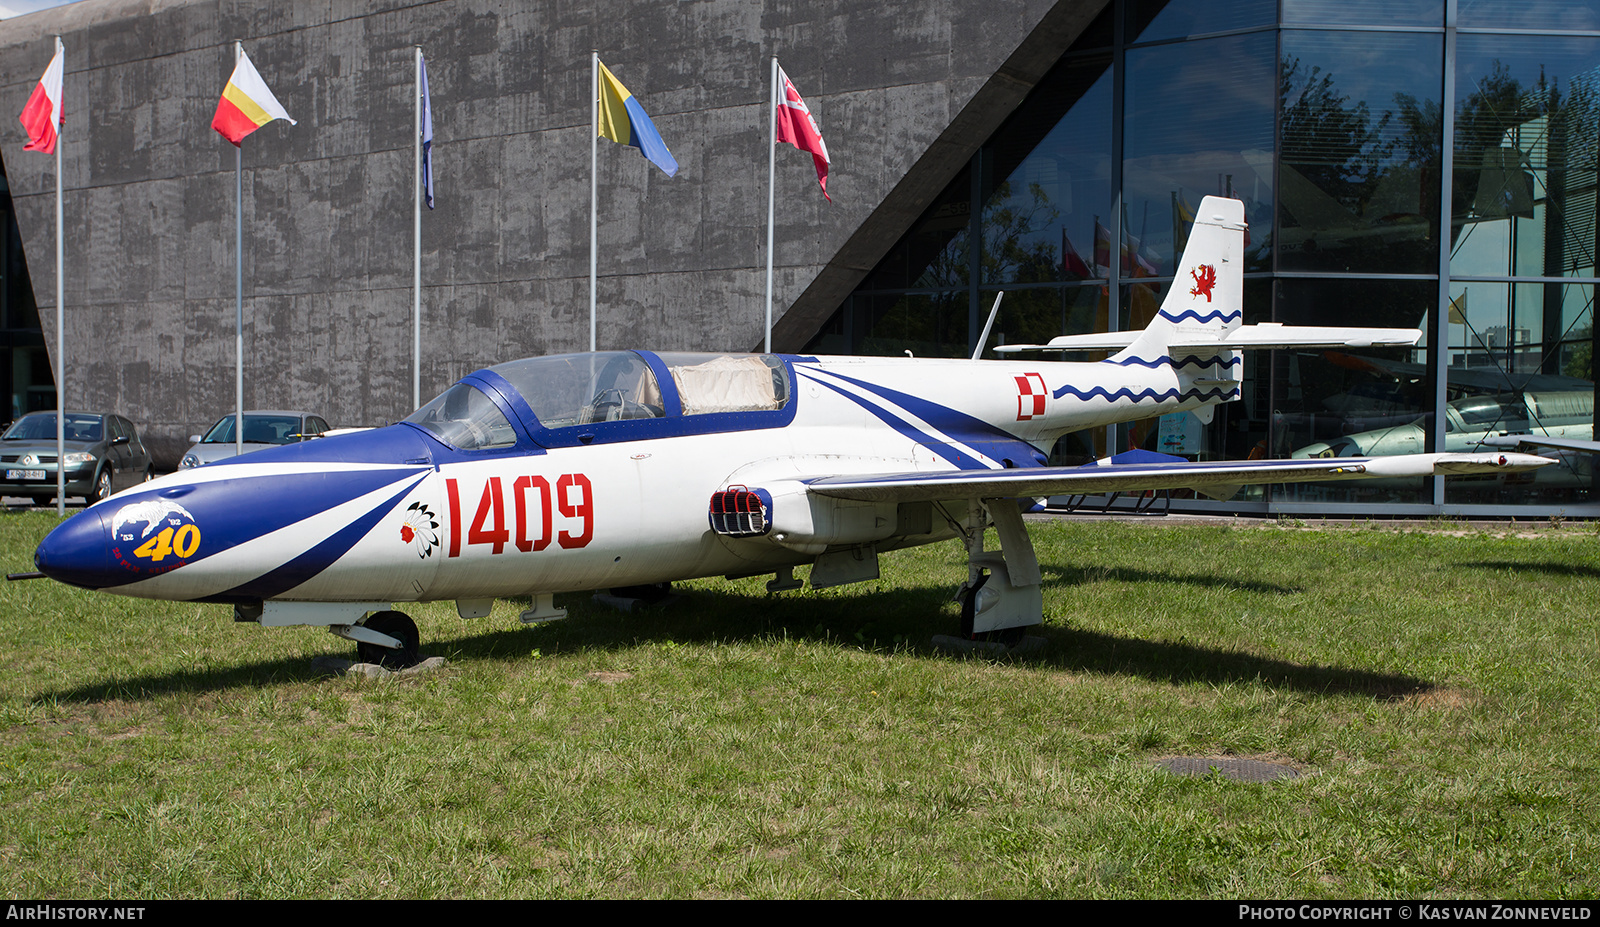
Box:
(36, 352), (1216, 606)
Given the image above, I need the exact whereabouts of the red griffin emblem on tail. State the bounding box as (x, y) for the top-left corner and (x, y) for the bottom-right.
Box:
(1189, 264), (1217, 302)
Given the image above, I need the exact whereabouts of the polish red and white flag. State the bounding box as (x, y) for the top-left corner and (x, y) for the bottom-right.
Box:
(775, 67), (830, 201)
(19, 44), (64, 155)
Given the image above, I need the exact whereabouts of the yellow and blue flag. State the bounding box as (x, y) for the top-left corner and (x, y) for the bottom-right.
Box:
(597, 61), (678, 177)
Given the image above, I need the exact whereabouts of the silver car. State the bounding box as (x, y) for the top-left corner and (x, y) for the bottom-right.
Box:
(179, 410), (332, 469)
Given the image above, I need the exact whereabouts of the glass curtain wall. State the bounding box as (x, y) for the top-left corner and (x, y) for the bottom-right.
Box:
(808, 0), (1600, 515)
(1445, 29), (1600, 506)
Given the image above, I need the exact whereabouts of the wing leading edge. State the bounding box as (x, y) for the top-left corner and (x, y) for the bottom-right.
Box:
(802, 452), (1554, 504)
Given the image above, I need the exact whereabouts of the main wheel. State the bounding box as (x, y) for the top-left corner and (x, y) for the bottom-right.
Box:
(357, 610), (421, 669)
(957, 573), (1026, 647)
(957, 572), (989, 638)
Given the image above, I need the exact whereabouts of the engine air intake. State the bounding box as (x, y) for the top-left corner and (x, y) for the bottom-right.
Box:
(709, 486), (770, 537)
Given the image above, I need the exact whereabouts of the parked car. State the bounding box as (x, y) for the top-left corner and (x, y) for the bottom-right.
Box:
(179, 410), (332, 469)
(0, 411), (153, 505)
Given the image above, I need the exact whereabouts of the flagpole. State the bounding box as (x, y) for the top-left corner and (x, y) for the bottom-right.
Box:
(234, 40), (243, 459)
(589, 50), (598, 353)
(764, 56), (777, 354)
(413, 45), (422, 412)
(53, 35), (63, 517)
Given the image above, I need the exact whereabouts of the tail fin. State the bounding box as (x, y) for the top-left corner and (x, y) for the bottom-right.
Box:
(1112, 196), (1246, 365)
(995, 196), (1417, 366)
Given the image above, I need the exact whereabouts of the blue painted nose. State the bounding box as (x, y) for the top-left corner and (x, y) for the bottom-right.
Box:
(35, 508), (118, 590)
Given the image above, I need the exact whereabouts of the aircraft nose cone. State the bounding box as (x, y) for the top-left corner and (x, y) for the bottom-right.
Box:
(35, 508), (116, 589)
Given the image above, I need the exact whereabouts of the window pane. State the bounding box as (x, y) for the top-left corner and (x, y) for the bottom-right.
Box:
(858, 166), (972, 292)
(1282, 0), (1443, 27)
(1458, 0), (1600, 31)
(1270, 278), (1437, 504)
(1278, 32), (1443, 274)
(855, 292), (970, 358)
(1451, 36), (1600, 279)
(1127, 0), (1275, 45)
(972, 286), (1108, 358)
(979, 55), (1113, 286)
(1445, 281), (1597, 504)
(1125, 31), (1277, 276)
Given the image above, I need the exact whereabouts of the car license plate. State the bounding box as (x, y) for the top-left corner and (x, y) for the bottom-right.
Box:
(6, 469), (46, 480)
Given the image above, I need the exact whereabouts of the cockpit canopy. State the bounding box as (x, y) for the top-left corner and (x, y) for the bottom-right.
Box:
(406, 351), (793, 451)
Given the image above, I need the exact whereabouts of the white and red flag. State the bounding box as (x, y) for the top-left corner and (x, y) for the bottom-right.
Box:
(19, 43), (63, 154)
(775, 66), (830, 201)
(212, 48), (296, 147)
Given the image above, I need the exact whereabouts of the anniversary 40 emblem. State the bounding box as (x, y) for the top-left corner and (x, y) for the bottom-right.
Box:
(111, 499), (201, 574)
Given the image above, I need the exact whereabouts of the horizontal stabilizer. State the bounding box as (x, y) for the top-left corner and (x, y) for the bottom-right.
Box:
(803, 452), (1553, 505)
(995, 322), (1422, 354)
(1090, 449), (1190, 467)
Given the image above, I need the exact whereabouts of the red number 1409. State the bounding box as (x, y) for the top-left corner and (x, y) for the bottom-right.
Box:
(445, 474), (593, 557)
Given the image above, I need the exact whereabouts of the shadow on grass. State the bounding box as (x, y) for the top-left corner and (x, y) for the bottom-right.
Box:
(1042, 564), (1300, 595)
(1460, 560), (1600, 580)
(38, 578), (1423, 704)
(1039, 625), (1430, 698)
(463, 587), (1427, 698)
(37, 653), (353, 703)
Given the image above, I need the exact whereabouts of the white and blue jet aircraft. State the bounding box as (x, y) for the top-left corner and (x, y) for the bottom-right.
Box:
(29, 197), (1552, 665)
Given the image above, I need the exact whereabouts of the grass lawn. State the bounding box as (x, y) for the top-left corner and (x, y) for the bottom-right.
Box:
(0, 511), (1595, 898)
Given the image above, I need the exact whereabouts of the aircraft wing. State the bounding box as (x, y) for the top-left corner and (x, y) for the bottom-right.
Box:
(803, 452), (1553, 504)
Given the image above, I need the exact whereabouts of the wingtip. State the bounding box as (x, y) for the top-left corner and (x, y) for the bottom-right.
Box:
(1432, 452), (1557, 474)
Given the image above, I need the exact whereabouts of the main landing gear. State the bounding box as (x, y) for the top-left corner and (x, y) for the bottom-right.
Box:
(946, 499), (1045, 652)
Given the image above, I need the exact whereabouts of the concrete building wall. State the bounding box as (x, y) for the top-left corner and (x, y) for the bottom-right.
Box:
(0, 0), (1100, 465)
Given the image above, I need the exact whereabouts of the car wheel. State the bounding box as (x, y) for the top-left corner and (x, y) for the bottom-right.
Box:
(142, 467), (153, 483)
(92, 468), (114, 503)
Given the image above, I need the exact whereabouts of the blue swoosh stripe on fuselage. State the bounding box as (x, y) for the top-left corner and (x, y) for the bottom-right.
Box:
(800, 367), (1049, 468)
(98, 467), (430, 589)
(1102, 354), (1244, 370)
(210, 475), (426, 601)
(799, 373), (983, 470)
(803, 367), (1035, 451)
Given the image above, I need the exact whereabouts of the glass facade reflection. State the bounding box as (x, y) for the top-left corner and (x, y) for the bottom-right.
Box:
(808, 0), (1600, 516)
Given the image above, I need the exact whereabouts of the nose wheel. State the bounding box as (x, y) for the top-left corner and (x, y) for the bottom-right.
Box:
(356, 610), (421, 669)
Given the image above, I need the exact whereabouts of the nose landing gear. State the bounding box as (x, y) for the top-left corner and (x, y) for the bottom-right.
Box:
(354, 610), (421, 669)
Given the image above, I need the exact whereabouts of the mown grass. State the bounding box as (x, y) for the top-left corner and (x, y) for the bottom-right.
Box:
(0, 511), (1595, 898)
